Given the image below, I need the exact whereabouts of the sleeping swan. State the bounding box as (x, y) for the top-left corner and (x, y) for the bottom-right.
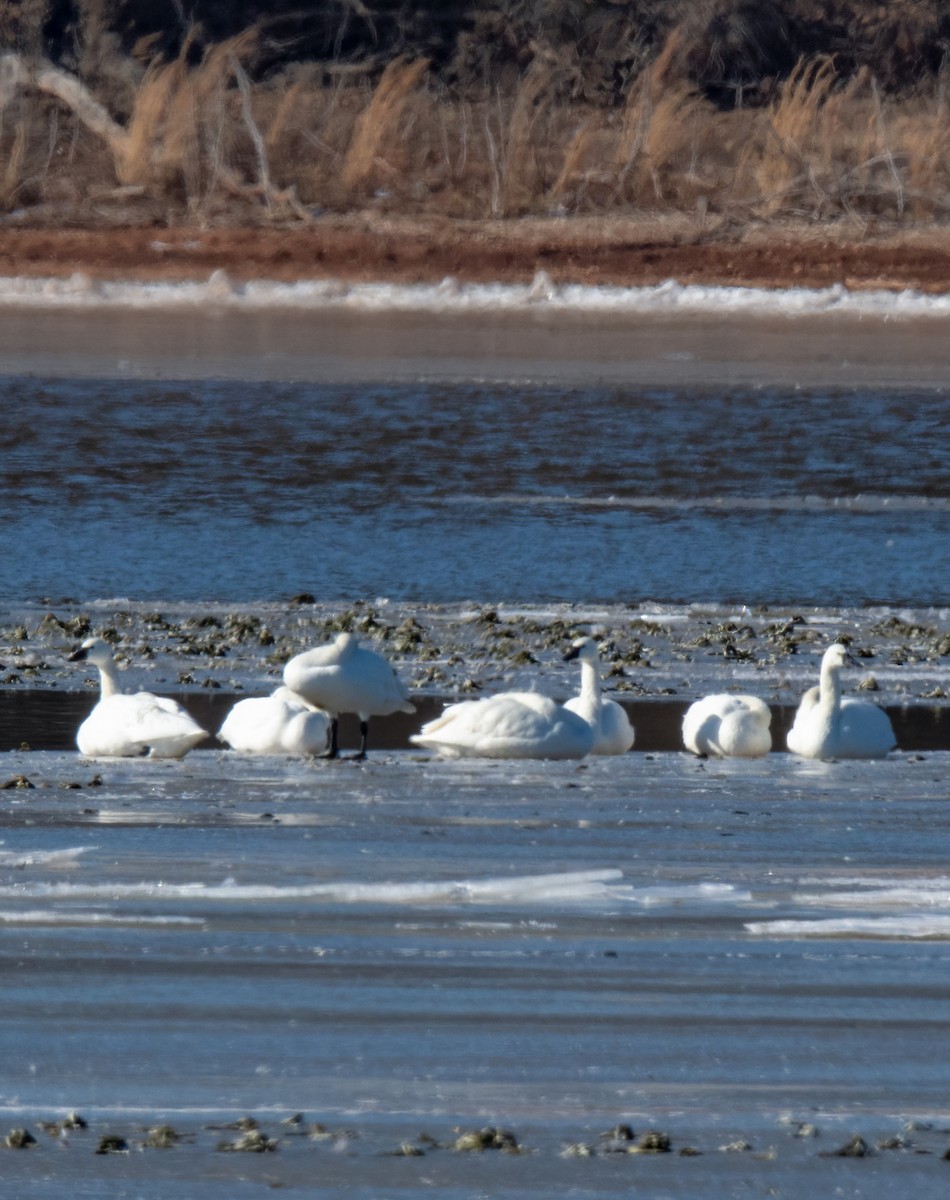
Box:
(218, 687), (330, 756)
(682, 693), (772, 758)
(786, 643), (897, 760)
(562, 637), (635, 755)
(410, 643), (607, 760)
(410, 690), (594, 760)
(283, 632), (415, 759)
(68, 637), (208, 759)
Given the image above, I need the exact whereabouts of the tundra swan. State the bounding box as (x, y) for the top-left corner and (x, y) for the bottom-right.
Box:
(68, 637), (208, 759)
(283, 632), (415, 758)
(682, 693), (772, 758)
(562, 637), (635, 755)
(218, 686), (331, 756)
(786, 643), (897, 760)
(410, 690), (594, 760)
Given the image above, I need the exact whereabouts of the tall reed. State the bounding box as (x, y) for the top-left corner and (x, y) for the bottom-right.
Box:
(11, 27), (950, 227)
(121, 30), (256, 203)
(340, 56), (429, 193)
(744, 55), (837, 213)
(0, 120), (26, 207)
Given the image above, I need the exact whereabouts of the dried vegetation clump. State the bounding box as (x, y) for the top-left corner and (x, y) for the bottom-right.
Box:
(4, 0), (950, 227)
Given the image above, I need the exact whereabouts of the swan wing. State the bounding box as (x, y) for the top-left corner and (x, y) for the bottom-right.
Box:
(566, 694), (634, 755)
(835, 697), (897, 758)
(718, 708), (772, 757)
(795, 686), (821, 717)
(595, 699), (635, 755)
(786, 691), (893, 759)
(682, 697), (713, 755)
(684, 694), (771, 757)
(284, 644), (415, 717)
(682, 694), (736, 756)
(279, 709), (332, 756)
(786, 687), (822, 757)
(563, 693), (596, 724)
(220, 693), (331, 756)
(219, 695), (292, 753)
(411, 693), (592, 759)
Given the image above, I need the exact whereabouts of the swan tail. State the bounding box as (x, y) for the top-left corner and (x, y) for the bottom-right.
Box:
(146, 729), (208, 759)
(409, 734), (462, 758)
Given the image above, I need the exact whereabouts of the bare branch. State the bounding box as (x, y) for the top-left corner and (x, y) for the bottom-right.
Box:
(0, 53), (130, 168)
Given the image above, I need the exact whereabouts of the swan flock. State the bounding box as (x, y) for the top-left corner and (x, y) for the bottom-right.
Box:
(67, 631), (900, 763)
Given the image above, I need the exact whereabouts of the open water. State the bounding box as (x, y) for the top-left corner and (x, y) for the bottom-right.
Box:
(0, 286), (948, 1197)
(3, 374), (948, 606)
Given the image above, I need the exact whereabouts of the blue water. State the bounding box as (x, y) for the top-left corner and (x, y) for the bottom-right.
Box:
(4, 377), (947, 605)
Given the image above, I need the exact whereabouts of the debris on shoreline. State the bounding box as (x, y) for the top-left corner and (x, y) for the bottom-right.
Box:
(3, 1109), (949, 1170)
(1, 599), (945, 713)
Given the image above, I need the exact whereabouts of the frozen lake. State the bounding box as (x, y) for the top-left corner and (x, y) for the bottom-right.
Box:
(1, 747), (949, 1197)
(0, 291), (948, 1196)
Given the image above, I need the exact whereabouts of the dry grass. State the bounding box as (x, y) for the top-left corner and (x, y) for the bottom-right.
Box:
(101, 28), (308, 218)
(752, 57), (839, 210)
(8, 30), (950, 229)
(0, 120), (26, 208)
(894, 101), (950, 218)
(494, 62), (561, 215)
(617, 82), (708, 206)
(340, 56), (430, 193)
(121, 31), (258, 205)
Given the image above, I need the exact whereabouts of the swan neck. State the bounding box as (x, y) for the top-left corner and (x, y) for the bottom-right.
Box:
(819, 658), (842, 712)
(96, 659), (121, 699)
(579, 659), (600, 704)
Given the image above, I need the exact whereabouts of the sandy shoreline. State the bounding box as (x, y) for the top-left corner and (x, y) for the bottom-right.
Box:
(3, 216), (950, 388)
(5, 217), (950, 294)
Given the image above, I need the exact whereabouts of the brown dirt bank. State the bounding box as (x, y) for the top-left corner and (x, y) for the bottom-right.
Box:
(5, 216), (950, 293)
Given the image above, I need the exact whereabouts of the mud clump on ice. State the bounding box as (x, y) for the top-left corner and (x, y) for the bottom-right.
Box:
(1, 599), (945, 713)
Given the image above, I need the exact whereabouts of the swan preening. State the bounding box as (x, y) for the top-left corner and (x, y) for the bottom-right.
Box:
(410, 636), (632, 760)
(787, 642), (897, 760)
(283, 632), (416, 759)
(218, 687), (331, 756)
(68, 638), (208, 759)
(682, 694), (772, 758)
(563, 637), (635, 755)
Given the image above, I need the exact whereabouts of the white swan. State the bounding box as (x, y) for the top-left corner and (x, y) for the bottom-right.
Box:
(218, 686), (331, 756)
(786, 643), (897, 760)
(283, 632), (416, 758)
(682, 693), (772, 758)
(68, 637), (208, 759)
(562, 637), (635, 755)
(410, 690), (595, 760)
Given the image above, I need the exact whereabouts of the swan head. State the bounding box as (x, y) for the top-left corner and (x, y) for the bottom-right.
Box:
(68, 637), (115, 666)
(563, 637), (599, 664)
(822, 642), (857, 671)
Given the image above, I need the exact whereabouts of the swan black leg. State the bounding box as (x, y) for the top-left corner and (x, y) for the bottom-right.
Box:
(321, 717), (340, 759)
(353, 719), (369, 761)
